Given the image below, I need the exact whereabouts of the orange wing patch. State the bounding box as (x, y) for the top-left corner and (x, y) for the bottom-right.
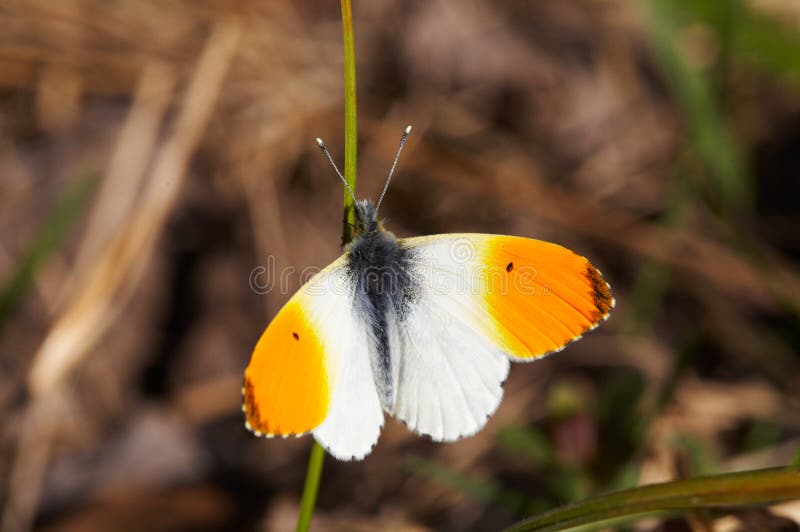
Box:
(243, 297), (331, 436)
(481, 236), (613, 359)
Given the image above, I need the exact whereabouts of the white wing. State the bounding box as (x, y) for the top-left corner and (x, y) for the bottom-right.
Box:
(389, 238), (510, 441)
(390, 295), (510, 441)
(311, 265), (385, 460)
(244, 256), (384, 461)
(389, 233), (612, 441)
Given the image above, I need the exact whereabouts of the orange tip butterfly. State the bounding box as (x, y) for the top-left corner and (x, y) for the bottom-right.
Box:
(242, 126), (614, 460)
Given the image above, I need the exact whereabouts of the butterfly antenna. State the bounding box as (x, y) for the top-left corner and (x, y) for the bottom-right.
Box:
(376, 125), (412, 211)
(316, 137), (358, 206)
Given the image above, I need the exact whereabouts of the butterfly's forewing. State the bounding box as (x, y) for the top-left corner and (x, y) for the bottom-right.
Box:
(392, 234), (613, 440)
(402, 234), (613, 359)
(243, 257), (384, 460)
(243, 294), (330, 436)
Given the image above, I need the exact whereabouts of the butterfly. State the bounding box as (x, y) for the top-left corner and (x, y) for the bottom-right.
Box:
(242, 126), (614, 460)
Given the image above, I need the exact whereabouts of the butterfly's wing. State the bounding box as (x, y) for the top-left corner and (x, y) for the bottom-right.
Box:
(243, 256), (384, 460)
(391, 234), (613, 441)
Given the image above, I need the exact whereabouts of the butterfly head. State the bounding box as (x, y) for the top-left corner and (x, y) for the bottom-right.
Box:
(354, 199), (381, 235)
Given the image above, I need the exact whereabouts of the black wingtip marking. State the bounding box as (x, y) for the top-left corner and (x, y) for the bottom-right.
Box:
(585, 264), (613, 320)
(242, 377), (262, 431)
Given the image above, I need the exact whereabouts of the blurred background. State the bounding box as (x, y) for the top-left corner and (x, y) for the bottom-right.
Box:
(1, 1), (799, 531)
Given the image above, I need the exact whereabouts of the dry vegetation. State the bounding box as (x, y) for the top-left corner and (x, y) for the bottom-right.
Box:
(0, 1), (799, 531)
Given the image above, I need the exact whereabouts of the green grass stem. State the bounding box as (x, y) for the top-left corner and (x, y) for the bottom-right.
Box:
(503, 467), (800, 532)
(341, 0), (358, 244)
(0, 176), (95, 330)
(296, 1), (358, 530)
(296, 441), (327, 532)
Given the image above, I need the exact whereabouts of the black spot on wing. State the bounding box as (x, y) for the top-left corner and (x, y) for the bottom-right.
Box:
(292, 332), (300, 340)
(506, 261), (514, 272)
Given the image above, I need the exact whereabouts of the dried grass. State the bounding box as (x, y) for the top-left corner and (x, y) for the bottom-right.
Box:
(0, 0), (798, 530)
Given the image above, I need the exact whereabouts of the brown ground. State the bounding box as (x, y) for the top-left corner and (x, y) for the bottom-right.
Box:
(1, 1), (799, 531)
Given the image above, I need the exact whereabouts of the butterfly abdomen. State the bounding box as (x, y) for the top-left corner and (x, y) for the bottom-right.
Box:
(347, 229), (418, 410)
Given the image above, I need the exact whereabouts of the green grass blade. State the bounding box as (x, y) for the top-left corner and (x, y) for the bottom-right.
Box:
(642, 0), (750, 216)
(340, 0), (357, 243)
(296, 1), (359, 530)
(683, 0), (800, 86)
(0, 176), (95, 329)
(503, 467), (800, 532)
(296, 442), (326, 532)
